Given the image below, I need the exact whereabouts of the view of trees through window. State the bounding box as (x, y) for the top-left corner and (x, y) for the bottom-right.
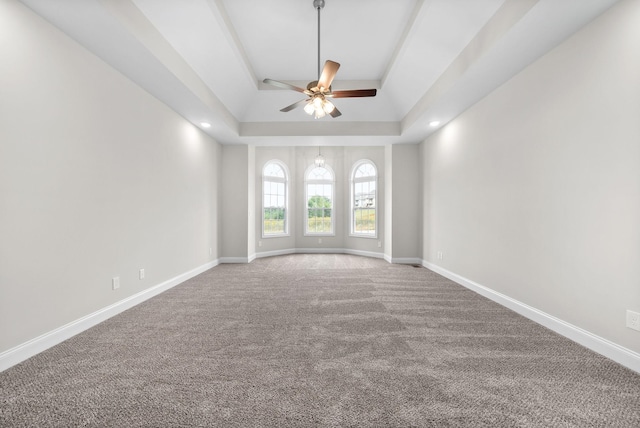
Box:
(263, 160), (377, 238)
(307, 192), (332, 234)
(352, 162), (377, 236)
(263, 181), (285, 234)
(306, 167), (334, 234)
(263, 162), (287, 235)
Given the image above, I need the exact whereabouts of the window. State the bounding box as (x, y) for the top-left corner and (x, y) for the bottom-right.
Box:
(351, 160), (377, 237)
(305, 164), (334, 235)
(262, 161), (288, 236)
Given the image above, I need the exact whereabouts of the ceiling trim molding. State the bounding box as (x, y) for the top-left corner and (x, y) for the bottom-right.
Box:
(206, 0), (259, 89)
(99, 0), (238, 132)
(380, 0), (427, 88)
(401, 0), (540, 133)
(240, 121), (400, 137)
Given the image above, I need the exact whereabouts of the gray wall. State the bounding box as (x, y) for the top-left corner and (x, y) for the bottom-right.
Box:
(390, 145), (420, 262)
(221, 145), (250, 261)
(384, 144), (420, 263)
(420, 0), (640, 354)
(0, 1), (221, 353)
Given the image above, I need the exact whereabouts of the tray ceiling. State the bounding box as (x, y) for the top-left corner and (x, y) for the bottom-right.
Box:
(20, 0), (620, 146)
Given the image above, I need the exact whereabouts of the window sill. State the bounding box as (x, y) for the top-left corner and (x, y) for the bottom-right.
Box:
(262, 233), (290, 239)
(349, 233), (378, 239)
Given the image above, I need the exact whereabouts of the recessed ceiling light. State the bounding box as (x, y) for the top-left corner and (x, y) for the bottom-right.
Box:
(429, 121), (440, 127)
(200, 122), (211, 128)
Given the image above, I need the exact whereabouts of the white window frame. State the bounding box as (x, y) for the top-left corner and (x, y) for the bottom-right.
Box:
(262, 160), (289, 238)
(350, 159), (378, 238)
(304, 163), (335, 236)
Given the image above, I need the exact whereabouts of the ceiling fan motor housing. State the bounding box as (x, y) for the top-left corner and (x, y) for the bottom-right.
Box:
(306, 81), (331, 92)
(313, 0), (325, 9)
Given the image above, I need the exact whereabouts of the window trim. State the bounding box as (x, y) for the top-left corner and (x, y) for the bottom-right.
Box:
(350, 159), (378, 239)
(261, 160), (290, 238)
(304, 163), (336, 237)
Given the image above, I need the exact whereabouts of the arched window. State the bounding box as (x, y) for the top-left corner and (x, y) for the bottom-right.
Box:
(351, 160), (377, 237)
(262, 160), (288, 236)
(305, 164), (335, 235)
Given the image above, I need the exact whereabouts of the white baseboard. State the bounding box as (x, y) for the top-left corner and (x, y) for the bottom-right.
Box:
(219, 257), (251, 263)
(422, 260), (640, 374)
(254, 247), (385, 260)
(255, 248), (296, 259)
(344, 249), (385, 259)
(295, 247), (347, 254)
(382, 254), (421, 265)
(390, 257), (422, 265)
(0, 259), (219, 373)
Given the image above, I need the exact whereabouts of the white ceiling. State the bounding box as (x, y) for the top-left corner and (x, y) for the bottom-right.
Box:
(20, 0), (620, 146)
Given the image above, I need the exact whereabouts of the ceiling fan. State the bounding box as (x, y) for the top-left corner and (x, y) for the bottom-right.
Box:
(262, 0), (377, 119)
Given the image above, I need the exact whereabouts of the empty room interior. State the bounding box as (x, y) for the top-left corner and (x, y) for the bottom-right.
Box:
(1, 0), (640, 425)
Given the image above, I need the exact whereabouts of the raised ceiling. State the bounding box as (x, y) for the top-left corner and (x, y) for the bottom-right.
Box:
(20, 0), (620, 146)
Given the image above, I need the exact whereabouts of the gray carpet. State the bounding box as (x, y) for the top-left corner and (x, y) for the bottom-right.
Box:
(1, 254), (639, 427)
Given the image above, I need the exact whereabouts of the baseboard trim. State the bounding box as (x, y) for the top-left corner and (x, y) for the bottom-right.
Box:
(255, 248), (296, 259)
(422, 260), (640, 374)
(0, 259), (219, 373)
(344, 249), (385, 259)
(254, 247), (385, 260)
(295, 247), (348, 254)
(382, 254), (421, 265)
(219, 257), (251, 263)
(390, 257), (422, 265)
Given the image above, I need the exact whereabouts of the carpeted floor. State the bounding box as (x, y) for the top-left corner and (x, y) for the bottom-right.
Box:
(1, 254), (639, 427)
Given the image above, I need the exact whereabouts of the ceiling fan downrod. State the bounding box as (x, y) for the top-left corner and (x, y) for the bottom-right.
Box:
(261, 0), (376, 119)
(313, 0), (325, 80)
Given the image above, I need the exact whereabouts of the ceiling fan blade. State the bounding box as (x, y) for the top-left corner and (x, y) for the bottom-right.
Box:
(317, 60), (340, 91)
(263, 78), (307, 94)
(329, 89), (377, 98)
(329, 106), (342, 118)
(280, 99), (310, 112)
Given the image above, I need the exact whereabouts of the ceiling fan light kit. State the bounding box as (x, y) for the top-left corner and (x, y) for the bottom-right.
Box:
(262, 0), (377, 119)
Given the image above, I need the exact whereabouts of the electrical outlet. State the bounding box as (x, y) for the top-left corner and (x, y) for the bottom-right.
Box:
(258, 240), (262, 247)
(318, 238), (322, 244)
(139, 269), (145, 280)
(209, 247), (212, 256)
(378, 240), (382, 248)
(437, 251), (443, 260)
(112, 277), (120, 290)
(627, 310), (640, 331)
